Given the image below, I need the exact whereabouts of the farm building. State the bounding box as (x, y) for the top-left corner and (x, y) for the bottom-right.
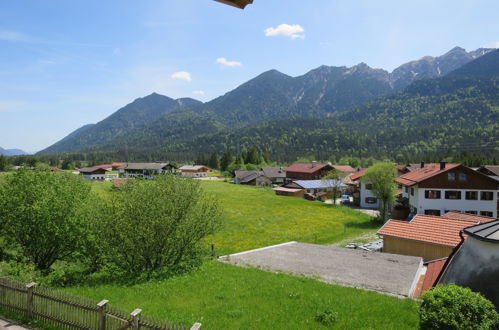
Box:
(261, 167), (286, 185)
(285, 163), (334, 180)
(234, 170), (272, 186)
(377, 212), (496, 262)
(179, 165), (210, 178)
(123, 162), (177, 180)
(283, 180), (347, 200)
(78, 167), (107, 181)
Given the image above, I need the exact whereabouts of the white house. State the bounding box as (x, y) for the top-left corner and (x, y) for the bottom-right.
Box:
(350, 169), (382, 209)
(397, 162), (498, 218)
(179, 165), (210, 178)
(78, 167), (107, 181)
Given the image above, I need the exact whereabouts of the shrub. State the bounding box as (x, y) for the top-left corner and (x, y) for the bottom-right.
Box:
(315, 309), (338, 326)
(0, 169), (91, 271)
(96, 175), (222, 277)
(420, 284), (499, 330)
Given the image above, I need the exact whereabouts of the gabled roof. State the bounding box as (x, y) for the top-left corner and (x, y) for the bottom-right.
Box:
(442, 211), (497, 223)
(476, 165), (499, 177)
(94, 164), (113, 169)
(396, 163), (461, 186)
(234, 170), (263, 183)
(285, 163), (332, 174)
(290, 180), (347, 190)
(179, 165), (210, 171)
(124, 163), (173, 170)
(464, 219), (499, 242)
(78, 166), (107, 174)
(350, 168), (367, 181)
(377, 213), (493, 248)
(331, 165), (356, 173)
(111, 162), (125, 167)
(50, 167), (64, 172)
(261, 167), (286, 178)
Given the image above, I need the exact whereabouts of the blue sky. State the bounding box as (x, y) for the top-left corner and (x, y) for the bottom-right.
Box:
(0, 0), (498, 152)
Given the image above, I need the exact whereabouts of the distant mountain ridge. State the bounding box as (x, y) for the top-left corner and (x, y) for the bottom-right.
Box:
(0, 147), (29, 156)
(38, 46), (497, 156)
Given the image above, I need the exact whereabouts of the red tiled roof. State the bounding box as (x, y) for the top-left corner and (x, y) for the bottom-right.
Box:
(442, 211), (497, 222)
(421, 258), (448, 293)
(94, 164), (113, 169)
(377, 214), (484, 247)
(332, 165), (356, 173)
(285, 163), (331, 174)
(111, 162), (125, 167)
(396, 163), (461, 186)
(350, 168), (367, 181)
(50, 167), (65, 172)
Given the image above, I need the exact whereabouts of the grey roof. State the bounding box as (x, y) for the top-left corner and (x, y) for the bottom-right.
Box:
(78, 166), (106, 174)
(261, 167), (286, 178)
(464, 219), (499, 242)
(292, 180), (347, 189)
(124, 163), (174, 170)
(179, 165), (209, 171)
(234, 170), (263, 183)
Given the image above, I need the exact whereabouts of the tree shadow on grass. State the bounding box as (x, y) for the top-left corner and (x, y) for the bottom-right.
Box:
(343, 220), (381, 231)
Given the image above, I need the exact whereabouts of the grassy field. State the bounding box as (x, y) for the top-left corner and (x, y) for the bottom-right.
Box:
(64, 261), (419, 330)
(200, 181), (377, 255)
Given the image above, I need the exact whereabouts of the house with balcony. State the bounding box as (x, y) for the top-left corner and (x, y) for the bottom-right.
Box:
(397, 162), (498, 218)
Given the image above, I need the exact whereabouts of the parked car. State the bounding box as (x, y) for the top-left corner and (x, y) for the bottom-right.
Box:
(340, 195), (350, 205)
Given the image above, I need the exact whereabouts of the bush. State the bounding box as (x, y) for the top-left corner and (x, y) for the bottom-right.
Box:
(315, 309), (338, 326)
(420, 284), (499, 330)
(0, 169), (92, 271)
(96, 175), (222, 277)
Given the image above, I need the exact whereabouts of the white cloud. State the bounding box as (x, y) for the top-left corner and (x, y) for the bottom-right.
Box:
(264, 24), (305, 39)
(171, 71), (192, 82)
(216, 57), (242, 67)
(192, 90), (205, 96)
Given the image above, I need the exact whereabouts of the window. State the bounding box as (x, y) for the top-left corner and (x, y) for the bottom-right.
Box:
(365, 183), (372, 190)
(458, 173), (467, 181)
(465, 191), (478, 200)
(365, 197), (377, 204)
(465, 210), (477, 215)
(480, 191), (494, 201)
(410, 188), (414, 196)
(445, 191), (461, 200)
(447, 172), (456, 181)
(425, 190), (441, 199)
(480, 211), (493, 217)
(424, 209), (441, 216)
(405, 187), (409, 193)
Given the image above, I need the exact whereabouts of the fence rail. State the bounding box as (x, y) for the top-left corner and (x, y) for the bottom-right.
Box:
(0, 277), (201, 330)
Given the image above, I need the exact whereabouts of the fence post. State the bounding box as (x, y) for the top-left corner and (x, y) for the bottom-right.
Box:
(131, 308), (142, 330)
(190, 322), (202, 330)
(97, 299), (109, 330)
(26, 282), (37, 319)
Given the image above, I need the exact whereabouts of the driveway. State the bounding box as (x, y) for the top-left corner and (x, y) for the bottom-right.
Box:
(220, 242), (423, 297)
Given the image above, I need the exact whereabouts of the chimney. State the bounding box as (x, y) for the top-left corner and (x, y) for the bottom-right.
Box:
(420, 162), (425, 168)
(440, 161), (446, 170)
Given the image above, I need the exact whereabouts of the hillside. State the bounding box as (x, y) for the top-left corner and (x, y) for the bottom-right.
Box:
(37, 47), (497, 159)
(0, 147), (29, 156)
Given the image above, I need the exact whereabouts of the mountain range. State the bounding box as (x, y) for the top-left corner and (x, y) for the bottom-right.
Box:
(38, 47), (499, 162)
(0, 147), (29, 156)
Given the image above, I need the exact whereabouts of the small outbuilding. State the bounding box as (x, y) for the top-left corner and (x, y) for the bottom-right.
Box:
(179, 165), (210, 178)
(78, 167), (107, 181)
(439, 219), (499, 308)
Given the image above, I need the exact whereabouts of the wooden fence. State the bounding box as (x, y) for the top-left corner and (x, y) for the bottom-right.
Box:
(0, 277), (201, 330)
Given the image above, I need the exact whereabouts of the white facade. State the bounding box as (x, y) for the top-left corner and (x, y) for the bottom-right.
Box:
(402, 186), (497, 218)
(181, 171), (208, 178)
(360, 181), (380, 209)
(82, 173), (106, 180)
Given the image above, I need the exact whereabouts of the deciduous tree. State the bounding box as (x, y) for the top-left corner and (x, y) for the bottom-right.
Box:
(362, 162), (397, 222)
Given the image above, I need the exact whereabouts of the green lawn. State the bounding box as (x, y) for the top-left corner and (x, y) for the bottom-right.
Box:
(200, 181), (377, 255)
(64, 261), (419, 330)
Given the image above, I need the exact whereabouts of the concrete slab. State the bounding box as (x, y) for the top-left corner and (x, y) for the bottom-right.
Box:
(220, 242), (423, 297)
